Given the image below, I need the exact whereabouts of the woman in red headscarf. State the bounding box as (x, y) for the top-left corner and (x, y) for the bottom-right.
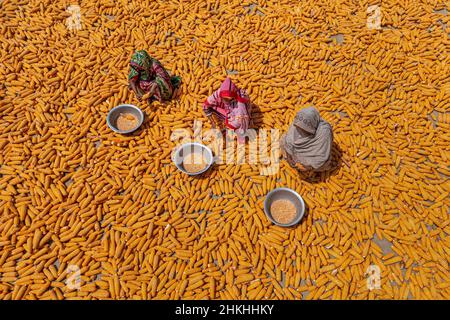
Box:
(203, 77), (251, 143)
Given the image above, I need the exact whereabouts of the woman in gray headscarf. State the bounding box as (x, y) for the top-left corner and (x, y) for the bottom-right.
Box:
(280, 107), (333, 172)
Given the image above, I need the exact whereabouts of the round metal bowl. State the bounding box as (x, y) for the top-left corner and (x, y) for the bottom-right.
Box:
(173, 142), (214, 176)
(264, 187), (305, 227)
(106, 104), (144, 134)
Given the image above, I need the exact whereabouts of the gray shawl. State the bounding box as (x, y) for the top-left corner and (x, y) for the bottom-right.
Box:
(284, 107), (333, 170)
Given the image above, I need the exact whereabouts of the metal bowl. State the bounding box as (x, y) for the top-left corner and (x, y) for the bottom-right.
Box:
(173, 142), (214, 176)
(106, 104), (144, 134)
(264, 187), (305, 227)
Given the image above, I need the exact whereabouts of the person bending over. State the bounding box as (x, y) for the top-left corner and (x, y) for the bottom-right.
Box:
(128, 50), (181, 102)
(203, 77), (251, 144)
(280, 106), (333, 172)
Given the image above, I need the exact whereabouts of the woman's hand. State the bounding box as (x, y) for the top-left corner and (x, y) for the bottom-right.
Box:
(284, 154), (296, 168)
(141, 92), (151, 101)
(295, 162), (308, 171)
(207, 115), (216, 129)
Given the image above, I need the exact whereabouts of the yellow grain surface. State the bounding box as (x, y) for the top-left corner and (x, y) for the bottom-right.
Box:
(0, 0), (449, 300)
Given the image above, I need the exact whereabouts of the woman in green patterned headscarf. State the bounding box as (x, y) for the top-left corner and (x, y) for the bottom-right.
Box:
(128, 50), (181, 102)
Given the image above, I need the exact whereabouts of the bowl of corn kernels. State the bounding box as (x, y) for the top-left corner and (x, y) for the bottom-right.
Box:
(107, 104), (144, 134)
(264, 187), (305, 227)
(173, 142), (214, 176)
